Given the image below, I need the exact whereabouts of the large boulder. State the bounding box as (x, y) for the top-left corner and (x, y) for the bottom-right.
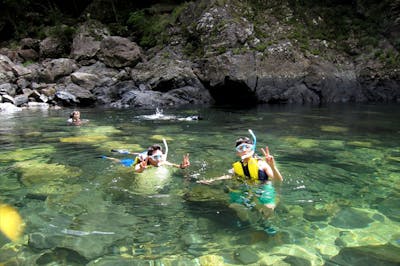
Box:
(129, 47), (212, 106)
(39, 37), (66, 59)
(98, 36), (142, 68)
(55, 83), (95, 106)
(0, 54), (31, 83)
(71, 72), (99, 90)
(131, 48), (204, 91)
(195, 5), (255, 49)
(0, 102), (22, 113)
(38, 58), (78, 82)
(70, 20), (110, 61)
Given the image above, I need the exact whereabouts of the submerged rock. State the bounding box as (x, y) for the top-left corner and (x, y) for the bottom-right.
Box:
(234, 246), (260, 265)
(329, 208), (373, 229)
(330, 244), (400, 266)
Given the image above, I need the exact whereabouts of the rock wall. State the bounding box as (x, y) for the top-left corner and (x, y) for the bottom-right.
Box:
(0, 0), (399, 111)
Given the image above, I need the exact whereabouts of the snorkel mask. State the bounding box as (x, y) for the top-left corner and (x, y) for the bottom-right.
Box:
(151, 138), (168, 166)
(239, 129), (257, 160)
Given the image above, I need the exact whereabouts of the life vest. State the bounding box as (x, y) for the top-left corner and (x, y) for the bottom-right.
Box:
(232, 157), (268, 183)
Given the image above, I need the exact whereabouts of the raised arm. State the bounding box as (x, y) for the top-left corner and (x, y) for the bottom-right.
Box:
(135, 159), (148, 173)
(197, 171), (233, 185)
(163, 153), (190, 169)
(261, 146), (283, 182)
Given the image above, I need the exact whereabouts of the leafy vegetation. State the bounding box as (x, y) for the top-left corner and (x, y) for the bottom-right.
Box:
(127, 3), (188, 48)
(0, 0), (398, 67)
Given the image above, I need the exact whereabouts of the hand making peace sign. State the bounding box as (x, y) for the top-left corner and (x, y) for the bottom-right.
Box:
(180, 153), (190, 169)
(261, 146), (276, 167)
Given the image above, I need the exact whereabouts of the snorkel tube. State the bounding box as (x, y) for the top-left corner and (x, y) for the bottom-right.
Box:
(162, 138), (168, 161)
(248, 129), (256, 152)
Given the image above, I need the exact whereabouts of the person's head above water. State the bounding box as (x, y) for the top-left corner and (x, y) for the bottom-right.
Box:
(147, 144), (165, 164)
(235, 137), (253, 149)
(147, 144), (162, 155)
(70, 110), (81, 121)
(235, 137), (254, 159)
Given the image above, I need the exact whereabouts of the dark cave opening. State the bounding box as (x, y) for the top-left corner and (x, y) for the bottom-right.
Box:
(206, 77), (258, 107)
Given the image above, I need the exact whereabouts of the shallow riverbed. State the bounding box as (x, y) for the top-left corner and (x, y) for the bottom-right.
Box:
(0, 104), (399, 265)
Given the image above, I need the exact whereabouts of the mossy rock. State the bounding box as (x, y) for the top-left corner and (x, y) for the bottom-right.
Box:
(59, 135), (108, 143)
(320, 125), (348, 133)
(14, 159), (81, 186)
(0, 145), (55, 162)
(28, 183), (82, 199)
(150, 135), (173, 141)
(198, 254), (225, 266)
(130, 166), (174, 195)
(323, 139), (345, 149)
(78, 126), (122, 136)
(387, 156), (400, 163)
(59, 126), (123, 143)
(347, 141), (373, 148)
(282, 136), (319, 148)
(303, 205), (331, 222)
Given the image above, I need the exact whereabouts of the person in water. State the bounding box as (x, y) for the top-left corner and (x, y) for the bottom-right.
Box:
(197, 133), (283, 226)
(101, 142), (190, 173)
(135, 144), (190, 173)
(67, 110), (83, 126)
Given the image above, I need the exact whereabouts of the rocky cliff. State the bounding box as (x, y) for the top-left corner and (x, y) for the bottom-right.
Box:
(0, 0), (399, 110)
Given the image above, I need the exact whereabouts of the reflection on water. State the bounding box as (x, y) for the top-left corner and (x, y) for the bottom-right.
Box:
(0, 104), (400, 265)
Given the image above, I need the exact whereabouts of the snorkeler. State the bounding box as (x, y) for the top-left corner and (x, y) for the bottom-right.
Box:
(197, 130), (283, 226)
(100, 139), (190, 173)
(135, 143), (190, 173)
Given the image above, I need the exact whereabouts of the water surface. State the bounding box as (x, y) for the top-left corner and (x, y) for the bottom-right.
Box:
(0, 104), (399, 265)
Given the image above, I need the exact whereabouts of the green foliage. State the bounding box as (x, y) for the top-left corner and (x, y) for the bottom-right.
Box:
(49, 25), (75, 41)
(311, 48), (321, 55)
(127, 3), (188, 48)
(381, 50), (400, 68)
(22, 60), (35, 67)
(183, 41), (204, 58)
(281, 1), (394, 59)
(255, 43), (267, 52)
(216, 46), (227, 54)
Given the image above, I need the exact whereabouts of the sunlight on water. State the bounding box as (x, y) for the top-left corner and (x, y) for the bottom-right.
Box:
(0, 104), (399, 265)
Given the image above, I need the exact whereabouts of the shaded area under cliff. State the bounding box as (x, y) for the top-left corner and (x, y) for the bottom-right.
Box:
(205, 77), (258, 106)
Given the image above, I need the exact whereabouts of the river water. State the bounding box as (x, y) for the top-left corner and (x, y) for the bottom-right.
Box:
(0, 104), (399, 265)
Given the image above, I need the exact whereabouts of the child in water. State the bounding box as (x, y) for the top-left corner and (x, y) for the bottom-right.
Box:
(101, 141), (190, 173)
(198, 130), (283, 232)
(134, 144), (190, 173)
(67, 110), (89, 126)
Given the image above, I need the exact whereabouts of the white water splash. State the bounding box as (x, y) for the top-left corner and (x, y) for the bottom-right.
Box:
(135, 108), (201, 121)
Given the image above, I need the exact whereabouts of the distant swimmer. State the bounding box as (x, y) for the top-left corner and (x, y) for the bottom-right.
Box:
(135, 108), (203, 121)
(67, 110), (89, 126)
(176, 115), (203, 121)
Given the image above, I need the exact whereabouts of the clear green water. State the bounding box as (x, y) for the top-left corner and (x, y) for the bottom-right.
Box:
(0, 104), (399, 265)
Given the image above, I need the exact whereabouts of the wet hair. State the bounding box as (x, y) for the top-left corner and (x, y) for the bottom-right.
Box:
(147, 144), (163, 156)
(235, 137), (253, 147)
(70, 111), (80, 118)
